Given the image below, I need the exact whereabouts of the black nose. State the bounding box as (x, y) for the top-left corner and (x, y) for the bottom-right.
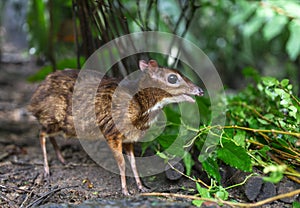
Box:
(198, 87), (204, 96)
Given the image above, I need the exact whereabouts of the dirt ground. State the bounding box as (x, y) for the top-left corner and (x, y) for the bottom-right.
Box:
(0, 57), (299, 207)
(0, 59), (201, 207)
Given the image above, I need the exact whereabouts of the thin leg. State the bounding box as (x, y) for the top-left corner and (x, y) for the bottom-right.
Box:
(39, 131), (50, 177)
(107, 139), (129, 195)
(124, 143), (147, 192)
(49, 137), (65, 164)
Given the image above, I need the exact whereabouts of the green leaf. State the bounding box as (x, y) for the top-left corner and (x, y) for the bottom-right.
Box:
(183, 152), (194, 176)
(264, 114), (274, 120)
(242, 67), (260, 82)
(196, 183), (211, 198)
(233, 130), (246, 147)
(286, 20), (300, 61)
(156, 151), (170, 160)
(215, 186), (229, 200)
(164, 107), (181, 124)
(274, 88), (286, 97)
(262, 77), (278, 87)
(156, 135), (177, 149)
(263, 15), (288, 41)
(293, 201), (300, 208)
(257, 145), (271, 158)
(192, 200), (204, 207)
(157, 135), (186, 157)
(280, 79), (289, 87)
(263, 164), (286, 183)
(201, 157), (221, 183)
(27, 66), (53, 82)
(288, 106), (297, 119)
(217, 139), (252, 172)
(243, 15), (264, 37)
(257, 118), (270, 125)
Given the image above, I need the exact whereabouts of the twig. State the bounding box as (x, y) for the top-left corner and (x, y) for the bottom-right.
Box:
(25, 185), (78, 208)
(229, 102), (285, 130)
(0, 192), (17, 208)
(0, 185), (31, 193)
(268, 153), (300, 183)
(223, 125), (300, 138)
(0, 152), (9, 161)
(71, 0), (81, 69)
(167, 162), (210, 188)
(144, 0), (154, 29)
(20, 191), (33, 208)
(140, 188), (300, 207)
(225, 173), (257, 190)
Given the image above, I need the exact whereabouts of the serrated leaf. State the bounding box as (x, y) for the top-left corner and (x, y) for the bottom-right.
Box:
(201, 157), (221, 183)
(217, 139), (252, 172)
(286, 20), (300, 61)
(263, 15), (288, 41)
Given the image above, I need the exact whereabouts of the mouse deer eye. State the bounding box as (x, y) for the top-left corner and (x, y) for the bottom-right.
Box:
(167, 74), (178, 84)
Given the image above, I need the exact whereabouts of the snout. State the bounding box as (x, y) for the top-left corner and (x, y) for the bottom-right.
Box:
(190, 85), (204, 97)
(196, 87), (204, 96)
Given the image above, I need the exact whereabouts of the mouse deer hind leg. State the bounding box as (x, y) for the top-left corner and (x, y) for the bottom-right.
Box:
(107, 139), (129, 195)
(49, 137), (66, 164)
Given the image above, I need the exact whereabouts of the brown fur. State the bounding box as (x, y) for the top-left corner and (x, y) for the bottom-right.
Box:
(28, 60), (204, 195)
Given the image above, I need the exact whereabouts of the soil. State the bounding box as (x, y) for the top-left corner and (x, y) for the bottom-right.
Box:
(0, 58), (198, 207)
(0, 56), (299, 207)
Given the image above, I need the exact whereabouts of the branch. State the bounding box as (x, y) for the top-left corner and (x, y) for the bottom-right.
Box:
(167, 162), (210, 188)
(140, 189), (300, 207)
(26, 185), (78, 208)
(222, 125), (300, 138)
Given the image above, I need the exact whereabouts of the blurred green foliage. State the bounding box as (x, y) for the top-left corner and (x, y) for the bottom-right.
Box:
(26, 0), (300, 92)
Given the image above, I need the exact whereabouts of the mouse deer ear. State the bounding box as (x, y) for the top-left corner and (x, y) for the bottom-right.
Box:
(139, 60), (148, 71)
(148, 60), (158, 69)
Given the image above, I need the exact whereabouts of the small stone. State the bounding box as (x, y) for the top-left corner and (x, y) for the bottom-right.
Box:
(277, 180), (298, 203)
(245, 176), (263, 201)
(256, 182), (276, 201)
(165, 162), (184, 181)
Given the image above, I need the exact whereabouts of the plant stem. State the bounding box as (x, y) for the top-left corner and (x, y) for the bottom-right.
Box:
(167, 162), (210, 188)
(222, 125), (300, 138)
(140, 189), (300, 207)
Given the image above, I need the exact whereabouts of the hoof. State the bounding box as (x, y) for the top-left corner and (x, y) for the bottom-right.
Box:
(138, 186), (150, 193)
(122, 188), (130, 196)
